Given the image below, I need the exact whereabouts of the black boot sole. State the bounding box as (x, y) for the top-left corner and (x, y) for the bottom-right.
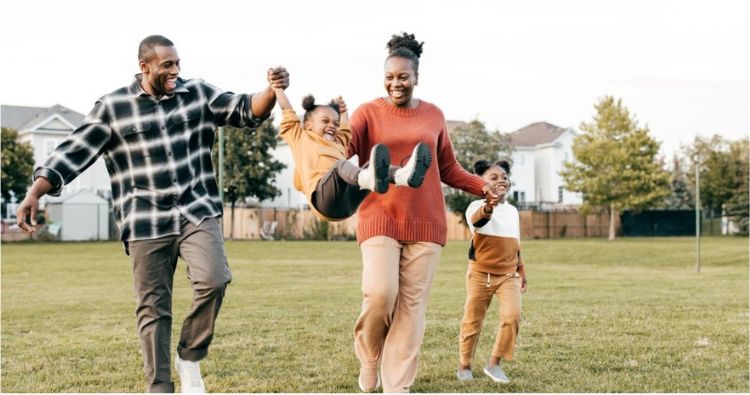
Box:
(407, 142), (432, 188)
(371, 144), (391, 194)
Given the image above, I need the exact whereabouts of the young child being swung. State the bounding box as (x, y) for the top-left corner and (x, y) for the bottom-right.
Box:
(456, 159), (528, 384)
(271, 80), (431, 221)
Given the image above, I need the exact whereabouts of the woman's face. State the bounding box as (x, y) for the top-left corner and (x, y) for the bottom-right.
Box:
(384, 56), (418, 108)
(483, 166), (510, 200)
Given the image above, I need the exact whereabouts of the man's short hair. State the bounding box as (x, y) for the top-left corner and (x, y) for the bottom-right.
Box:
(138, 35), (174, 61)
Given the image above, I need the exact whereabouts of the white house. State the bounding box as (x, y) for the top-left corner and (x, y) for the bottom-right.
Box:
(509, 121), (582, 208)
(45, 190), (109, 241)
(260, 139), (308, 209)
(1, 104), (112, 202)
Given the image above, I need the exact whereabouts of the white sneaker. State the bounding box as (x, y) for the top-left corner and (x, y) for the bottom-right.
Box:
(393, 142), (431, 187)
(357, 144), (391, 193)
(483, 363), (510, 384)
(175, 355), (206, 393)
(456, 367), (474, 381)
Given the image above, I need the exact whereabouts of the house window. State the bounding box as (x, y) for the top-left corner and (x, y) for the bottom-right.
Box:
(558, 186), (564, 203)
(513, 191), (526, 203)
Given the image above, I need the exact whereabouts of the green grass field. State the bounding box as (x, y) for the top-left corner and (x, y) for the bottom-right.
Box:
(2, 237), (748, 392)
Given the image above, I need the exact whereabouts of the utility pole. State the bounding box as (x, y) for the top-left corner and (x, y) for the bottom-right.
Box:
(695, 155), (701, 273)
(218, 127), (225, 238)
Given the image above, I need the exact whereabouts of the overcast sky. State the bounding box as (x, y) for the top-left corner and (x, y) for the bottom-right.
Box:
(2, 0), (748, 159)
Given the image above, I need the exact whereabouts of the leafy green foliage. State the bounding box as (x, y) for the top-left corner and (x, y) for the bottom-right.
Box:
(722, 138), (749, 235)
(684, 135), (747, 217)
(444, 119), (512, 224)
(561, 96), (670, 239)
(1, 127), (35, 203)
(663, 154), (694, 210)
(213, 118), (286, 205)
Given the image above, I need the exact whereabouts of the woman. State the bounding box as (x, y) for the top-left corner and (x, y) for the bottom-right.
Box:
(348, 32), (497, 393)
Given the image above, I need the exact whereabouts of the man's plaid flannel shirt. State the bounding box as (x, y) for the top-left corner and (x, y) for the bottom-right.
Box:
(34, 75), (266, 241)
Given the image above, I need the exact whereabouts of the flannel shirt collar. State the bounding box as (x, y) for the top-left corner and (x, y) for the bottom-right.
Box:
(128, 74), (190, 98)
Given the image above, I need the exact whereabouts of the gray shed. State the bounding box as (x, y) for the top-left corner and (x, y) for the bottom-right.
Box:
(46, 190), (109, 241)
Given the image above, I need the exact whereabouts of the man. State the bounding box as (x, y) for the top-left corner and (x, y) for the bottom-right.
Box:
(16, 35), (289, 393)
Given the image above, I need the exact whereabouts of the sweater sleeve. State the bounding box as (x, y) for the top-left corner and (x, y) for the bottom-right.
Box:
(465, 200), (484, 234)
(279, 109), (302, 145)
(348, 105), (367, 162)
(337, 121), (352, 149)
(436, 123), (486, 197)
(468, 202), (492, 228)
(466, 200), (492, 228)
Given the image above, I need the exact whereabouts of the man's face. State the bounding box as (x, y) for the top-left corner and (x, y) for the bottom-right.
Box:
(139, 45), (180, 97)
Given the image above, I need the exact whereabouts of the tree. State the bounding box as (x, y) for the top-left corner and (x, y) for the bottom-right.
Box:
(212, 118), (286, 239)
(683, 135), (742, 216)
(721, 138), (748, 235)
(444, 119), (512, 224)
(1, 127), (35, 216)
(560, 96), (670, 240)
(663, 153), (694, 210)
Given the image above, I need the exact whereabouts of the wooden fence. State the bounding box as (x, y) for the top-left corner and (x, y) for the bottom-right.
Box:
(220, 206), (615, 241)
(520, 210), (618, 239)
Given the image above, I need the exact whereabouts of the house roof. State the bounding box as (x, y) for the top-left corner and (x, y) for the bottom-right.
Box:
(446, 120), (467, 134)
(509, 121), (568, 147)
(1, 104), (84, 132)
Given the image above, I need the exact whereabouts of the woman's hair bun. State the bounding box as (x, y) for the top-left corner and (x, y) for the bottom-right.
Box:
(386, 32), (423, 58)
(473, 160), (491, 176)
(301, 94), (316, 112)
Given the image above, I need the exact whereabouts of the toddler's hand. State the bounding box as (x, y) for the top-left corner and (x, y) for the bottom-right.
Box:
(484, 194), (500, 208)
(334, 96), (347, 114)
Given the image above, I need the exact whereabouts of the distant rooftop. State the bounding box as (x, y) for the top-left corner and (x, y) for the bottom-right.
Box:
(446, 120), (467, 135)
(1, 104), (84, 131)
(510, 121), (567, 147)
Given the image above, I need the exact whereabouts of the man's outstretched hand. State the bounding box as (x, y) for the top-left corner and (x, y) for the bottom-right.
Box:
(267, 66), (289, 90)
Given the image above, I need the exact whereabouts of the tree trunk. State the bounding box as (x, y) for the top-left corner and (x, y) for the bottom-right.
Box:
(230, 201), (235, 240)
(608, 204), (617, 241)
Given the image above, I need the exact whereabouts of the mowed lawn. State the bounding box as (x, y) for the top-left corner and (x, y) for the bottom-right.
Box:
(1, 237), (748, 393)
